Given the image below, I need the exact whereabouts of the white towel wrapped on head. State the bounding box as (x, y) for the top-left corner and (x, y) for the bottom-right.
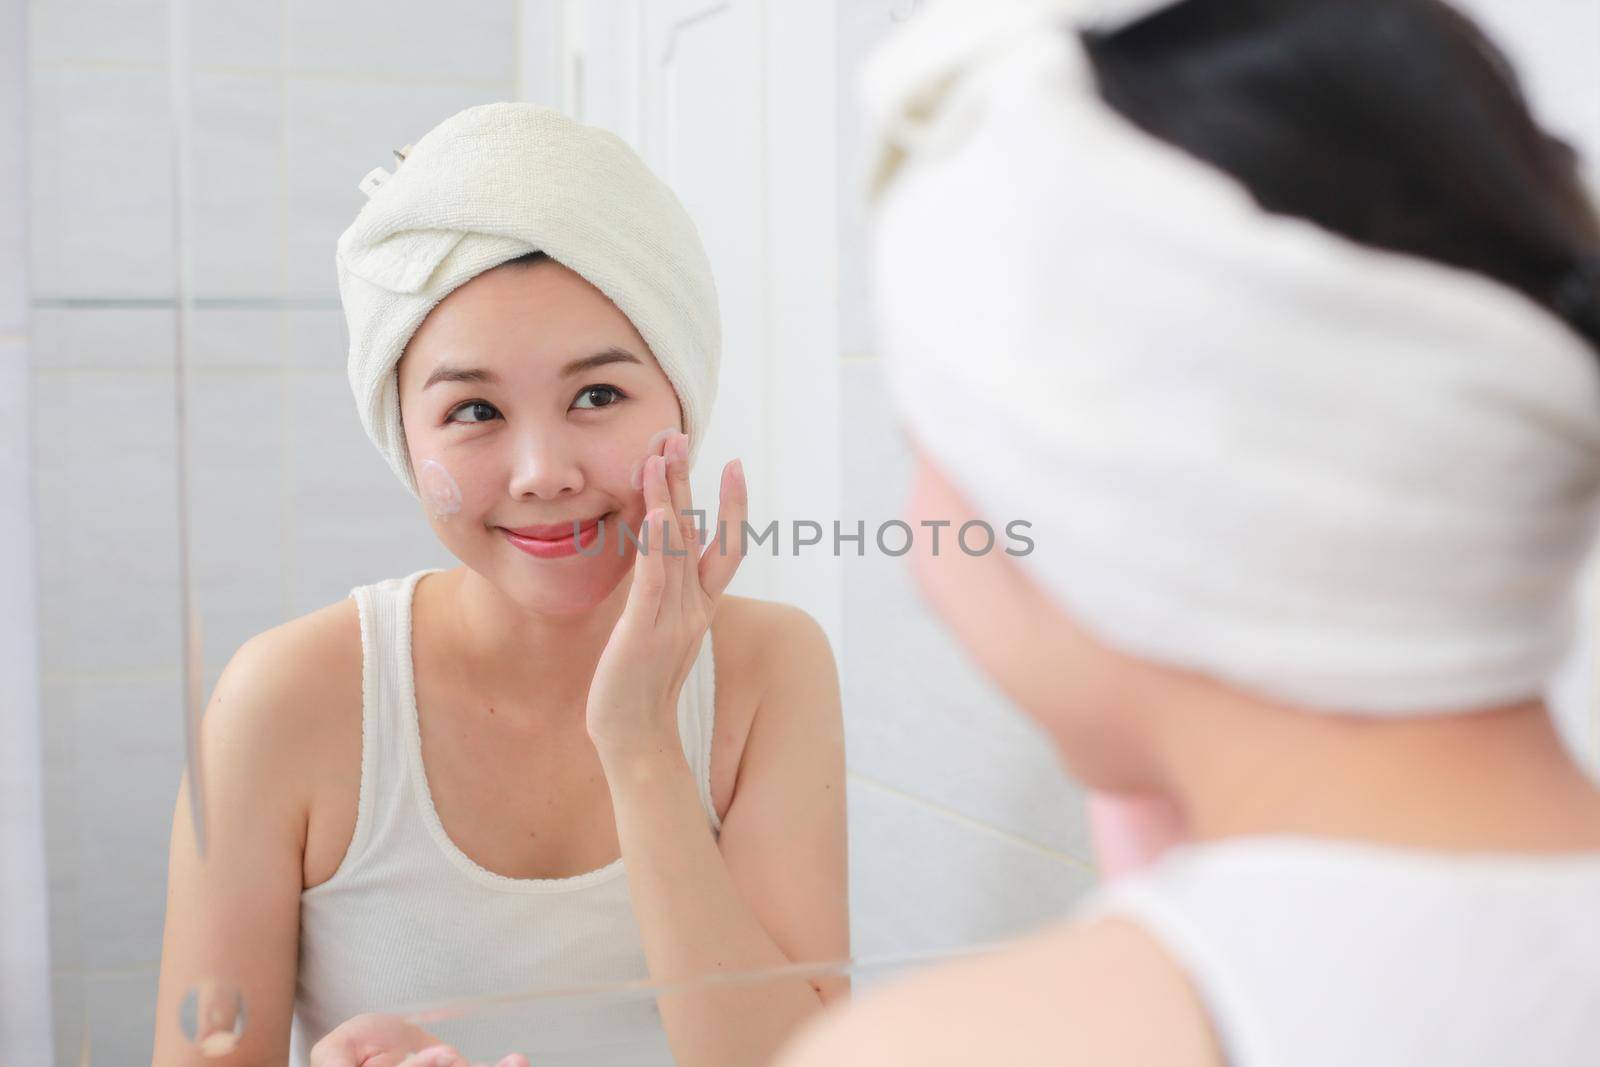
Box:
(336, 101), (721, 500)
(863, 0), (1600, 715)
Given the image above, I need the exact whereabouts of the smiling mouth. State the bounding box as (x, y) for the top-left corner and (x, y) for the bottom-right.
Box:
(499, 512), (613, 542)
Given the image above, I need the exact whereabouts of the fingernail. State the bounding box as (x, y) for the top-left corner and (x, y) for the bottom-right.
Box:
(673, 433), (689, 462)
(648, 426), (675, 454)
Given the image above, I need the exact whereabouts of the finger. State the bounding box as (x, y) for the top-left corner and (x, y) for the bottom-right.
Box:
(631, 425), (678, 490)
(406, 1045), (468, 1067)
(309, 1033), (359, 1067)
(625, 503), (668, 625)
(699, 458), (748, 601)
(641, 453), (670, 539)
(665, 432), (701, 604)
(665, 432), (697, 539)
(497, 1056), (532, 1067)
(645, 450), (686, 606)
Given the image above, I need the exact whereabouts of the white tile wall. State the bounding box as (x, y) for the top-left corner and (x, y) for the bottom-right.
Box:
(27, 65), (175, 298)
(29, 0), (167, 66)
(840, 361), (1096, 859)
(0, 0), (26, 334)
(30, 306), (176, 372)
(284, 0), (518, 84)
(282, 77), (499, 296)
(834, 0), (891, 361)
(845, 774), (1097, 957)
(64, 673), (185, 973)
(28, 2), (519, 1062)
(33, 368), (183, 675)
(188, 0), (283, 70)
(186, 74), (285, 297)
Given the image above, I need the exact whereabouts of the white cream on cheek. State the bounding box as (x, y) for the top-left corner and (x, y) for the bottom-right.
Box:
(630, 424), (682, 489)
(417, 457), (463, 521)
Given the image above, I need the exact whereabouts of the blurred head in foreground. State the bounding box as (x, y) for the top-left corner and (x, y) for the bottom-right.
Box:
(864, 0), (1600, 799)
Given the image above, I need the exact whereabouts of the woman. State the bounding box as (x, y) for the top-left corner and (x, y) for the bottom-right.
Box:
(151, 103), (848, 1067)
(777, 0), (1600, 1064)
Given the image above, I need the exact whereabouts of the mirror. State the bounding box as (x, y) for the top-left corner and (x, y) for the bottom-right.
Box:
(20, 1), (1098, 1063)
(13, 0), (1600, 1065)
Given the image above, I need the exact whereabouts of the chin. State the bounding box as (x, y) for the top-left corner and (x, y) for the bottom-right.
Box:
(501, 561), (627, 616)
(437, 524), (622, 614)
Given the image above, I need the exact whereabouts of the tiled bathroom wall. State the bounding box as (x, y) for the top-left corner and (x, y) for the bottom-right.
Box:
(4, 0), (53, 1063)
(29, 3), (506, 1061)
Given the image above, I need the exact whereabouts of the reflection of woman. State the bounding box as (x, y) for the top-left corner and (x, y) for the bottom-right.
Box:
(152, 103), (848, 1067)
(779, 0), (1600, 1064)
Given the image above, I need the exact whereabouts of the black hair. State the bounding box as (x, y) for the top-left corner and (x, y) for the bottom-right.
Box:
(1080, 0), (1600, 353)
(502, 250), (551, 268)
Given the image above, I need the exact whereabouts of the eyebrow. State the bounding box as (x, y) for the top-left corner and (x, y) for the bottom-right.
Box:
(422, 346), (644, 390)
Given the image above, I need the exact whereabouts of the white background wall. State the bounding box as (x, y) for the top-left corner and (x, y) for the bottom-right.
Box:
(29, 3), (505, 1059)
(18, 0), (1600, 1063)
(3, 0), (54, 1062)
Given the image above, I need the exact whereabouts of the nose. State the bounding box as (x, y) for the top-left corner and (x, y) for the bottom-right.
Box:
(506, 424), (584, 501)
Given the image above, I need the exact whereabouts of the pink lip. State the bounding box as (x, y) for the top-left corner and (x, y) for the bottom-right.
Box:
(499, 514), (609, 559)
(502, 514), (609, 540)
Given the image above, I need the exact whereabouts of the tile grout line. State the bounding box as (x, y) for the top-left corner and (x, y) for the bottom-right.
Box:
(45, 56), (507, 90)
(845, 768), (1097, 874)
(33, 365), (339, 377)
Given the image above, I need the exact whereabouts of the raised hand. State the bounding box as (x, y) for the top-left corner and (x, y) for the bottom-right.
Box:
(586, 430), (748, 763)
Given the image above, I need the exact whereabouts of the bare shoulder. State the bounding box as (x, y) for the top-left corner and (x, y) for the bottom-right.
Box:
(152, 596), (363, 1063)
(214, 595), (365, 882)
(772, 913), (1226, 1067)
(233, 595), (363, 735)
(706, 596), (839, 818)
(712, 594), (835, 689)
(712, 596), (838, 725)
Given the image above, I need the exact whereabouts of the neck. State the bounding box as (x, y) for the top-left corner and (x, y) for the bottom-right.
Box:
(1147, 688), (1600, 853)
(439, 565), (632, 713)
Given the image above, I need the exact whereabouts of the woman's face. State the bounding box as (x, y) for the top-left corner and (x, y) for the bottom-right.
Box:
(396, 257), (682, 615)
(902, 439), (1163, 791)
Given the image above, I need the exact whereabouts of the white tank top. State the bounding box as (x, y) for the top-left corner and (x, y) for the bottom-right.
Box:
(1074, 834), (1600, 1066)
(288, 567), (723, 1066)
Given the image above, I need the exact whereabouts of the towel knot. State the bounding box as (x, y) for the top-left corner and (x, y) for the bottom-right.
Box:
(356, 143), (416, 199)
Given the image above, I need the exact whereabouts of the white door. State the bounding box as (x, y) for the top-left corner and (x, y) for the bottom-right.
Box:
(524, 0), (842, 643)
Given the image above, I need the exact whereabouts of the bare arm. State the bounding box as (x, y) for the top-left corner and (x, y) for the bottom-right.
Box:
(150, 630), (320, 1067)
(598, 603), (850, 1067)
(771, 915), (1225, 1067)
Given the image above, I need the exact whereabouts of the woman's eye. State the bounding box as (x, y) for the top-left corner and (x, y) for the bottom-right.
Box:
(446, 400), (499, 425)
(573, 385), (626, 410)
